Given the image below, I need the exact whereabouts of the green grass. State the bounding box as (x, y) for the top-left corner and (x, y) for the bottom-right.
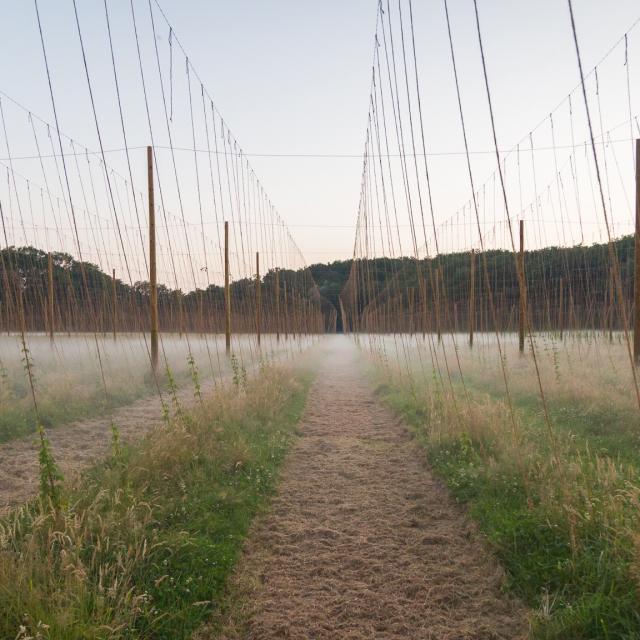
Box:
(0, 375), (156, 443)
(0, 361), (206, 444)
(0, 364), (312, 639)
(374, 376), (640, 639)
(461, 374), (640, 467)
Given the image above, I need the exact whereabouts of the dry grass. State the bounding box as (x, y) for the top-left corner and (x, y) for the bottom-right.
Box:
(207, 340), (528, 639)
(367, 331), (640, 637)
(0, 363), (310, 639)
(0, 333), (302, 443)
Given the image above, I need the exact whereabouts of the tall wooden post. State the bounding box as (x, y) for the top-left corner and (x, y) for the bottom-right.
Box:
(224, 220), (231, 355)
(435, 267), (442, 342)
(569, 284), (576, 334)
(518, 220), (525, 353)
(351, 263), (358, 334)
(178, 293), (184, 338)
(47, 252), (54, 341)
(66, 285), (72, 335)
(292, 286), (299, 339)
(148, 146), (159, 372)
(420, 279), (427, 337)
(112, 268), (117, 340)
(255, 251), (261, 347)
(469, 249), (476, 347)
(275, 268), (280, 341)
(608, 267), (614, 342)
(283, 274), (289, 339)
(408, 287), (415, 333)
(558, 277), (564, 340)
(338, 295), (347, 335)
(634, 138), (640, 363)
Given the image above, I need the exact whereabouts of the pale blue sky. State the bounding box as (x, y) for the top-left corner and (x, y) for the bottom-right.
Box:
(0, 0), (638, 284)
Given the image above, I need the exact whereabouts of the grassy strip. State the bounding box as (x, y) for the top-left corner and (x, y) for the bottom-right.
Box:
(0, 364), (312, 639)
(458, 374), (640, 468)
(0, 367), (199, 444)
(372, 370), (640, 640)
(0, 379), (152, 443)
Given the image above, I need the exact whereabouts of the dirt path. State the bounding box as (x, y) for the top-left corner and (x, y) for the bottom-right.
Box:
(211, 339), (529, 639)
(0, 377), (211, 513)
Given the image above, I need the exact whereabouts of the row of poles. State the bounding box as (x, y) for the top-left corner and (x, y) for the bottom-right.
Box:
(344, 139), (640, 362)
(22, 146), (321, 371)
(146, 147), (303, 371)
(18, 138), (640, 366)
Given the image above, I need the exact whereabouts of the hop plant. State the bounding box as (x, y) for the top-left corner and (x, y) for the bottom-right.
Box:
(240, 363), (248, 391)
(187, 351), (202, 403)
(230, 353), (241, 388)
(37, 424), (63, 508)
(110, 421), (122, 458)
(164, 362), (182, 417)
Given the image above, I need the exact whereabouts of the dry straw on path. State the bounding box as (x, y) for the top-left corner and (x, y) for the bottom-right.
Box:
(206, 339), (529, 639)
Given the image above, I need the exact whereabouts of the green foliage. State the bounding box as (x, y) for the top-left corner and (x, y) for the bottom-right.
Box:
(110, 421), (122, 459)
(2, 236), (633, 334)
(240, 362), (248, 391)
(375, 377), (640, 639)
(308, 236), (634, 331)
(230, 353), (240, 388)
(0, 246), (329, 332)
(187, 351), (202, 403)
(0, 366), (312, 639)
(164, 361), (182, 418)
(36, 424), (63, 509)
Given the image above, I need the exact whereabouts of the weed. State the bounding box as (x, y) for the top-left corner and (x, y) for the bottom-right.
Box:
(370, 343), (640, 639)
(36, 423), (63, 508)
(165, 361), (182, 418)
(0, 364), (312, 640)
(187, 351), (203, 404)
(231, 353), (240, 388)
(110, 421), (122, 458)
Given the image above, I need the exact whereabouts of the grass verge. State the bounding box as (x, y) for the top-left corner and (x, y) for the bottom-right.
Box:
(372, 369), (640, 640)
(0, 363), (311, 639)
(0, 366), (199, 444)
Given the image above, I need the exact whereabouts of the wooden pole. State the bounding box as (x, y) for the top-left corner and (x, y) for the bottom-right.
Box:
(66, 283), (72, 335)
(283, 279), (289, 339)
(102, 289), (108, 335)
(292, 287), (299, 339)
(47, 252), (54, 341)
(352, 263), (358, 334)
(224, 220), (231, 355)
(634, 138), (640, 363)
(112, 268), (117, 340)
(275, 268), (280, 341)
(338, 296), (347, 335)
(408, 287), (415, 334)
(420, 278), (427, 338)
(435, 267), (441, 342)
(609, 266), (614, 342)
(469, 249), (476, 347)
(559, 277), (564, 340)
(255, 251), (261, 347)
(148, 146), (159, 372)
(518, 220), (525, 353)
(179, 293), (184, 338)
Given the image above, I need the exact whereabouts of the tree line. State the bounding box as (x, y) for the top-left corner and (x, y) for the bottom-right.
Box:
(1, 236), (634, 335)
(0, 246), (331, 335)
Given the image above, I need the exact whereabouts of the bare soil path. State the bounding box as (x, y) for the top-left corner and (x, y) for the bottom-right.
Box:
(212, 338), (529, 639)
